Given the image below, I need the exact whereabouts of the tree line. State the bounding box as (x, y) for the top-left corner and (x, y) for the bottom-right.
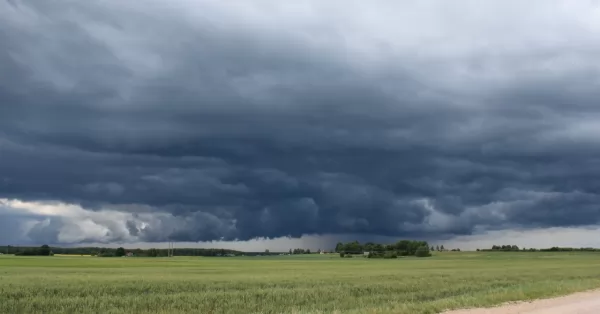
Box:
(9, 245), (53, 256)
(288, 248), (311, 254)
(1, 245), (243, 257)
(335, 240), (431, 258)
(478, 245), (600, 252)
(97, 247), (243, 257)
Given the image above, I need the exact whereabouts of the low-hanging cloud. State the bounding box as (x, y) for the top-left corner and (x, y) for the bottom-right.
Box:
(2, 0), (600, 245)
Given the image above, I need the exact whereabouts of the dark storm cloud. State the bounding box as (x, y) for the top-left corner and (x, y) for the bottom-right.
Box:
(1, 0), (600, 244)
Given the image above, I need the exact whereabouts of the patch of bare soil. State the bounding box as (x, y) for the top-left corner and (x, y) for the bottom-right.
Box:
(444, 290), (600, 314)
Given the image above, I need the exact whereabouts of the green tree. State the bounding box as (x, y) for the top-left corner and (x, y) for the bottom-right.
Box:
(436, 245), (440, 251)
(39, 245), (51, 256)
(264, 249), (270, 254)
(115, 247), (126, 257)
(440, 245), (445, 251)
(148, 248), (159, 257)
(415, 246), (431, 257)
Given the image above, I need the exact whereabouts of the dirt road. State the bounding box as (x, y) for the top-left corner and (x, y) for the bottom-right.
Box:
(444, 290), (600, 314)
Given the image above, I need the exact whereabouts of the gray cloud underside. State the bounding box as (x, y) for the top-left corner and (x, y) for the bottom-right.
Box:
(1, 0), (600, 244)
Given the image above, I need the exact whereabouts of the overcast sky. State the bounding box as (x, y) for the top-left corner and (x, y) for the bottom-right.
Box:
(2, 0), (600, 251)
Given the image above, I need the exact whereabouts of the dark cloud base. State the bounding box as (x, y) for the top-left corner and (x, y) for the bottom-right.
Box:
(2, 1), (600, 244)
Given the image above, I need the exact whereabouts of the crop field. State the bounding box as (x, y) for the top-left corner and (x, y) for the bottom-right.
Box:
(1, 252), (600, 313)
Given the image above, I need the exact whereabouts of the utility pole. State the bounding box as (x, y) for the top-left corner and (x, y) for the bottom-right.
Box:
(167, 241), (174, 257)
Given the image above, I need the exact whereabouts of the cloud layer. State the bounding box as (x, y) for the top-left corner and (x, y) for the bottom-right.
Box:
(2, 0), (600, 245)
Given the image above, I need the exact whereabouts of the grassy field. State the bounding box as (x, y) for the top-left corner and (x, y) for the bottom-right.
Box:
(1, 252), (600, 313)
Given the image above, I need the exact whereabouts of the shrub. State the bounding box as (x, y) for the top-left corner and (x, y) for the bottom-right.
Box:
(367, 252), (384, 259)
(415, 246), (431, 257)
(115, 247), (126, 257)
(339, 252), (345, 258)
(384, 251), (398, 259)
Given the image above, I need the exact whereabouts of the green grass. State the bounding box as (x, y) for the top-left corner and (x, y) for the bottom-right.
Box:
(1, 252), (600, 313)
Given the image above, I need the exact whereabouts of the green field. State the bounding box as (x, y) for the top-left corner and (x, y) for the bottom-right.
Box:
(1, 252), (600, 313)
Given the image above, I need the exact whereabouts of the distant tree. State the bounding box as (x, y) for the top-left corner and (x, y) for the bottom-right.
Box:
(440, 245), (445, 251)
(115, 247), (126, 257)
(343, 241), (362, 254)
(415, 246), (431, 257)
(339, 252), (345, 258)
(264, 249), (270, 254)
(383, 251), (398, 259)
(289, 249), (292, 255)
(148, 248), (159, 257)
(430, 246), (434, 251)
(39, 245), (51, 256)
(306, 249), (311, 254)
(436, 245), (440, 251)
(335, 242), (343, 252)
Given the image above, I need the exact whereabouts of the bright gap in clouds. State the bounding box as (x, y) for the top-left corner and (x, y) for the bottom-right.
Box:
(3, 198), (600, 251)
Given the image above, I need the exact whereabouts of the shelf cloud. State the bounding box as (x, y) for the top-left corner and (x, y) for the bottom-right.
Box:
(2, 0), (600, 246)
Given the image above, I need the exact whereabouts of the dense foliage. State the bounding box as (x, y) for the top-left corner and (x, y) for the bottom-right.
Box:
(12, 245), (53, 256)
(335, 240), (430, 257)
(414, 246), (432, 257)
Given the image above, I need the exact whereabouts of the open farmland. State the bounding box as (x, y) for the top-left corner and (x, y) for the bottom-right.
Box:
(1, 252), (600, 313)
